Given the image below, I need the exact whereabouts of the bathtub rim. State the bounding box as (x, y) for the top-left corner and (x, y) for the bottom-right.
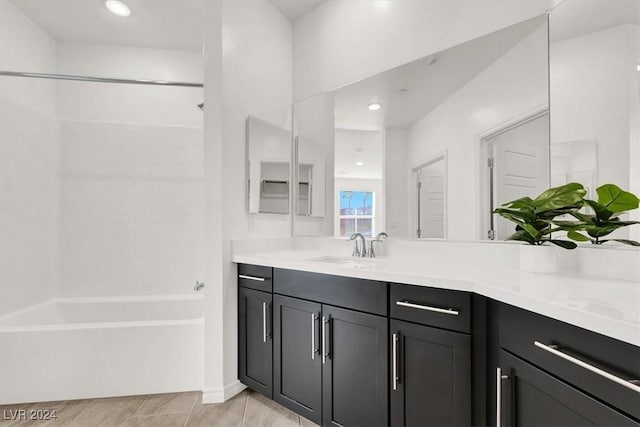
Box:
(0, 294), (204, 332)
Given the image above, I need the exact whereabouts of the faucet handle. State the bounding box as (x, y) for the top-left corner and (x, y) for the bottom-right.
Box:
(369, 232), (389, 258)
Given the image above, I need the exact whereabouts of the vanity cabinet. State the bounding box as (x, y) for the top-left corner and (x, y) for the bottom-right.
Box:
(238, 286), (273, 399)
(273, 295), (322, 423)
(496, 304), (640, 426)
(389, 284), (472, 426)
(273, 269), (388, 427)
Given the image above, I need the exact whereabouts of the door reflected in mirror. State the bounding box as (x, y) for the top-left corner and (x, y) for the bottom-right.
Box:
(414, 154), (447, 239)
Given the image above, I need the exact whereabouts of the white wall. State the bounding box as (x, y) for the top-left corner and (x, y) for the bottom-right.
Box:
(202, 0), (293, 402)
(550, 25), (634, 191)
(0, 1), (59, 315)
(407, 24), (548, 241)
(56, 42), (204, 297)
(293, 0), (552, 101)
(293, 92), (335, 236)
(384, 128), (410, 237)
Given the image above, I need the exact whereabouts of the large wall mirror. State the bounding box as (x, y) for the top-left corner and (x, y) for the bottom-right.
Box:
(549, 0), (639, 242)
(293, 15), (550, 240)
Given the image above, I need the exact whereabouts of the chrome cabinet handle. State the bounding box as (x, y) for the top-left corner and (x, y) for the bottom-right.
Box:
(392, 333), (399, 391)
(239, 274), (266, 282)
(534, 341), (640, 393)
(396, 300), (459, 316)
(322, 316), (331, 364)
(496, 367), (509, 427)
(262, 302), (267, 343)
(311, 313), (316, 360)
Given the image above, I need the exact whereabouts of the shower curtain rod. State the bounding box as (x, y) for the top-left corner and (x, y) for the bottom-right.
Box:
(0, 71), (203, 87)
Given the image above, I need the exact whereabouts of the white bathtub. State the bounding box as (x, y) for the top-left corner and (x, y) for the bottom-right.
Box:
(0, 295), (203, 404)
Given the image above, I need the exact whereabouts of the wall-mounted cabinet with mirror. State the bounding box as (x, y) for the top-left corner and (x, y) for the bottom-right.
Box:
(246, 115), (291, 215)
(292, 1), (639, 243)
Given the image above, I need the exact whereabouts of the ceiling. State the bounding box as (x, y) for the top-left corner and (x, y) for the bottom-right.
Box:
(9, 0), (325, 52)
(550, 0), (639, 42)
(269, 0), (325, 21)
(11, 0), (204, 51)
(333, 15), (545, 131)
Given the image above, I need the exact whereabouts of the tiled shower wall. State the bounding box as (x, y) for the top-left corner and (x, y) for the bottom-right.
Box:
(59, 121), (203, 297)
(0, 96), (60, 315)
(0, 0), (59, 315)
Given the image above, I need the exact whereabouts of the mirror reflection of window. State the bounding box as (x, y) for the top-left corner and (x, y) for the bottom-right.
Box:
(338, 191), (375, 237)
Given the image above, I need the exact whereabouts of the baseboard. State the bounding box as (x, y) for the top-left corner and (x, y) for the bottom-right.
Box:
(201, 379), (247, 404)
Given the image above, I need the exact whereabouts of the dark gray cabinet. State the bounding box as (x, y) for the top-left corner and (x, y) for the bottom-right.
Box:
(238, 286), (272, 398)
(323, 305), (388, 427)
(390, 319), (471, 427)
(273, 295), (323, 424)
(496, 303), (640, 427)
(498, 350), (639, 427)
(273, 295), (388, 426)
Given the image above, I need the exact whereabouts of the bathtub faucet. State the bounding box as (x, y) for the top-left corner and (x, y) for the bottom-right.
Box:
(194, 281), (205, 291)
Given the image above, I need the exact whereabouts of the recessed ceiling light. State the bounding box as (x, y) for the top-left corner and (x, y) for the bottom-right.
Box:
(355, 161), (364, 166)
(637, 64), (640, 71)
(105, 0), (131, 17)
(368, 102), (382, 111)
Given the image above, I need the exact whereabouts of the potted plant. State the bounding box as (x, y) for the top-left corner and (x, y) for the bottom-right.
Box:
(493, 182), (586, 272)
(561, 184), (640, 246)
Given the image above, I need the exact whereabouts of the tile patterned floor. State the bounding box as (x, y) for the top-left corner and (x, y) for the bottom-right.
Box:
(0, 390), (318, 427)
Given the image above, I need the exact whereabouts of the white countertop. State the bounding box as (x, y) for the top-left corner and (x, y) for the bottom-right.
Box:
(233, 249), (640, 347)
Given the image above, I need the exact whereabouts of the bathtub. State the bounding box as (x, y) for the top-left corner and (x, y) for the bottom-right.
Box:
(0, 295), (203, 404)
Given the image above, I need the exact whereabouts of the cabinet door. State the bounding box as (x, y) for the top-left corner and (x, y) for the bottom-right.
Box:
(238, 287), (273, 398)
(274, 295), (322, 425)
(322, 305), (388, 427)
(497, 350), (639, 427)
(390, 319), (471, 427)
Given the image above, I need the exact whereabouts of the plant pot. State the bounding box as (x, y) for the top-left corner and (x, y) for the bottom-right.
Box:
(519, 244), (558, 273)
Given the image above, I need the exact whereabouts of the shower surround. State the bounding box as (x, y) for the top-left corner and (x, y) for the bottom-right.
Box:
(0, 1), (204, 404)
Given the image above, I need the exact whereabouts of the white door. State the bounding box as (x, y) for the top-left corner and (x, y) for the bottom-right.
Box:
(489, 113), (549, 240)
(416, 158), (446, 238)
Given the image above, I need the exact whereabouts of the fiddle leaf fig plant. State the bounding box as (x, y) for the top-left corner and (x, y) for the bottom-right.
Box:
(566, 184), (640, 246)
(493, 182), (586, 249)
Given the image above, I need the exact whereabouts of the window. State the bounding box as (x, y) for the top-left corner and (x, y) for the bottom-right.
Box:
(338, 191), (375, 237)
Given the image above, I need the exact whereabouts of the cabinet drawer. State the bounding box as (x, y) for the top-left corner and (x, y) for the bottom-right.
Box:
(273, 269), (387, 316)
(238, 264), (273, 292)
(390, 283), (471, 333)
(500, 303), (640, 420)
(499, 350), (639, 427)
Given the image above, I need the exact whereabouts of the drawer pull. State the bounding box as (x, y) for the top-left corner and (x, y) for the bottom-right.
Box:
(396, 300), (459, 316)
(239, 274), (267, 282)
(534, 341), (640, 394)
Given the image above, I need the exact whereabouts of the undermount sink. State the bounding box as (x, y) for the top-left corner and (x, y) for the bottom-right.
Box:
(307, 256), (377, 269)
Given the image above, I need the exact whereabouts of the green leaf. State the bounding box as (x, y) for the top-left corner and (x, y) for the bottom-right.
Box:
(597, 239), (640, 246)
(545, 239), (578, 249)
(567, 230), (590, 242)
(596, 184), (639, 213)
(532, 183), (586, 213)
(506, 230), (536, 244)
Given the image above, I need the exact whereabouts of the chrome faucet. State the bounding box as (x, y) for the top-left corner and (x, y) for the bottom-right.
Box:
(369, 232), (389, 258)
(349, 233), (367, 257)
